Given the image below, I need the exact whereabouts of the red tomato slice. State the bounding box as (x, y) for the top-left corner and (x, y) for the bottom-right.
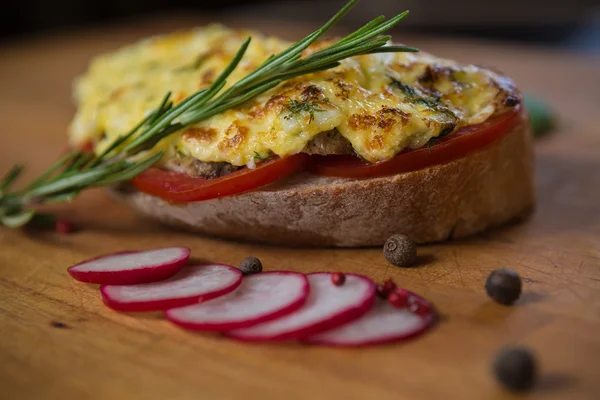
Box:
(132, 154), (310, 203)
(308, 107), (523, 179)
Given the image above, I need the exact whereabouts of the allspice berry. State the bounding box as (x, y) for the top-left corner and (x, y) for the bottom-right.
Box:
(492, 347), (538, 392)
(485, 269), (522, 305)
(239, 256), (263, 275)
(383, 234), (417, 268)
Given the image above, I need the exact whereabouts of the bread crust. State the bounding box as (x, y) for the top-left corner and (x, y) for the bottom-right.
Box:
(110, 113), (534, 247)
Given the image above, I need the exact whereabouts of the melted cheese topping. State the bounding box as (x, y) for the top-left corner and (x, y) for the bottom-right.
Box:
(69, 25), (518, 166)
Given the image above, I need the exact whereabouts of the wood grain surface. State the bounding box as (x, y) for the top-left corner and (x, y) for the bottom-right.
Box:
(0, 13), (599, 400)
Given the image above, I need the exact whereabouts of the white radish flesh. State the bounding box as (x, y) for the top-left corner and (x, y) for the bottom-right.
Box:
(101, 264), (242, 312)
(227, 273), (375, 342)
(166, 272), (309, 331)
(305, 293), (435, 347)
(67, 247), (190, 285)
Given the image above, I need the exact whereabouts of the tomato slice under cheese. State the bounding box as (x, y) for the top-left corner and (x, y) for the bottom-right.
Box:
(308, 107), (522, 179)
(132, 154), (309, 203)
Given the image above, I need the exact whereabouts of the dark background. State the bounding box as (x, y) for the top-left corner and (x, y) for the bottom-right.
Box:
(2, 0), (599, 53)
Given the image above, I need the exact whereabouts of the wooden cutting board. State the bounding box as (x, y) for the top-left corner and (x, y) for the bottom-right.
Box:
(0, 14), (599, 400)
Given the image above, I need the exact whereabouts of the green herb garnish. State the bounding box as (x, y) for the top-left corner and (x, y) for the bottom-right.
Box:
(0, 0), (417, 228)
(414, 97), (439, 108)
(285, 99), (327, 123)
(426, 123), (456, 154)
(391, 76), (458, 124)
(523, 94), (555, 137)
(253, 151), (271, 161)
(390, 77), (417, 98)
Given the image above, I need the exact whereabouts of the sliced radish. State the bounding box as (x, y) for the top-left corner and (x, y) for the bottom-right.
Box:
(305, 292), (435, 347)
(101, 264), (242, 312)
(166, 272), (309, 331)
(227, 273), (375, 342)
(67, 247), (190, 285)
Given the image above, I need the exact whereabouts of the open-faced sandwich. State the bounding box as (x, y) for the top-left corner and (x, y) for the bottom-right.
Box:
(0, 1), (534, 245)
(66, 17), (534, 247)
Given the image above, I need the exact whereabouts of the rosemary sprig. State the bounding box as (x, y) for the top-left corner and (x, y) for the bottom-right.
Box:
(0, 0), (416, 228)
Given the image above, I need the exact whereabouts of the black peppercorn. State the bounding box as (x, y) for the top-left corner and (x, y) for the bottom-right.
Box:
(492, 347), (537, 392)
(485, 269), (522, 305)
(239, 256), (263, 275)
(383, 234), (417, 268)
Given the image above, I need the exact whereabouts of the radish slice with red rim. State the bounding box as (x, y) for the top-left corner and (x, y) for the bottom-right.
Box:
(101, 264), (242, 312)
(166, 272), (309, 331)
(305, 292), (435, 347)
(67, 247), (190, 285)
(227, 272), (375, 342)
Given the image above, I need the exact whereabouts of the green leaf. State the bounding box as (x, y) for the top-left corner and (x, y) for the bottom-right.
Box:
(361, 45), (419, 54)
(123, 39), (250, 154)
(149, 92), (174, 124)
(92, 151), (163, 186)
(204, 38), (252, 95)
(87, 100), (164, 169)
(0, 165), (24, 195)
(524, 94), (555, 137)
(0, 193), (22, 210)
(25, 151), (79, 191)
(67, 153), (94, 172)
(43, 191), (80, 203)
(334, 16), (386, 46)
(128, 123), (183, 153)
(123, 89), (209, 152)
(27, 168), (111, 198)
(184, 80), (282, 124)
(310, 11), (410, 60)
(1, 209), (35, 228)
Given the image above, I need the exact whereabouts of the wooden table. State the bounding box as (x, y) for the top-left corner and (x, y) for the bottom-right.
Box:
(1, 14), (599, 400)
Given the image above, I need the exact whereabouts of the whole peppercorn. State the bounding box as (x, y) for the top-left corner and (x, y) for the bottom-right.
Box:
(485, 269), (522, 305)
(331, 272), (346, 286)
(383, 278), (397, 293)
(55, 218), (74, 234)
(239, 256), (263, 275)
(388, 289), (409, 309)
(492, 347), (538, 392)
(383, 234), (417, 268)
(376, 278), (397, 298)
